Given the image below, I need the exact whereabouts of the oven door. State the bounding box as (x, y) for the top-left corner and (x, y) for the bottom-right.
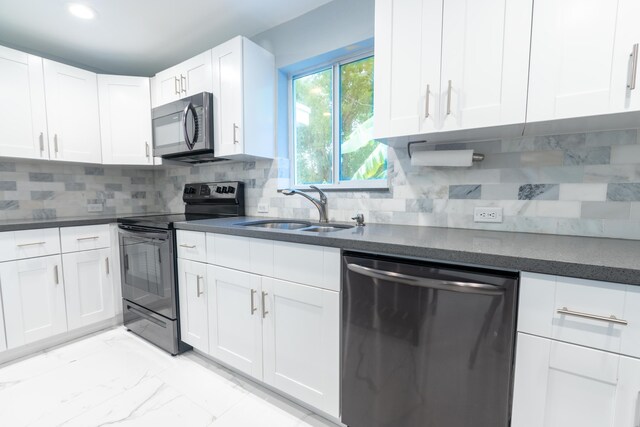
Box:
(118, 225), (177, 319)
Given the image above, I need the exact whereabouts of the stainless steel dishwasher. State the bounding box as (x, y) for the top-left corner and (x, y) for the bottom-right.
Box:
(341, 252), (518, 427)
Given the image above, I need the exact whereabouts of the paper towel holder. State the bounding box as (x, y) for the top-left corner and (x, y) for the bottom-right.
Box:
(407, 140), (485, 162)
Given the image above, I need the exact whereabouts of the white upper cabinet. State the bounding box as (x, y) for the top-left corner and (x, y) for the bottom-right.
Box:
(439, 0), (532, 132)
(153, 50), (212, 107)
(373, 0), (531, 140)
(610, 0), (640, 113)
(43, 59), (101, 163)
(98, 75), (152, 165)
(0, 46), (48, 160)
(212, 36), (275, 159)
(527, 0), (621, 122)
(373, 0), (441, 138)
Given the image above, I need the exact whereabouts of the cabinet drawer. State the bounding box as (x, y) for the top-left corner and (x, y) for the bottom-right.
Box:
(60, 224), (110, 253)
(273, 241), (340, 292)
(7, 228), (61, 261)
(519, 272), (636, 356)
(206, 233), (274, 276)
(176, 230), (206, 262)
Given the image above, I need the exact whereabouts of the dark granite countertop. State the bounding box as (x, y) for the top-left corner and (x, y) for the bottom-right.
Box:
(175, 216), (640, 285)
(0, 215), (121, 232)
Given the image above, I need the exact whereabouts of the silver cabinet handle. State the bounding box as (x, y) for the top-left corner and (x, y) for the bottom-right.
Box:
(180, 74), (187, 94)
(557, 307), (628, 325)
(250, 289), (257, 315)
(446, 80), (452, 115)
(629, 43), (639, 90)
(196, 275), (203, 297)
(54, 265), (59, 285)
(174, 76), (180, 95)
(424, 84), (430, 118)
(145, 142), (150, 158)
(77, 236), (99, 241)
(233, 123), (239, 144)
(179, 244), (196, 249)
(54, 134), (59, 155)
(105, 257), (109, 275)
(17, 241), (46, 247)
(346, 263), (505, 296)
(39, 132), (44, 154)
(261, 291), (268, 318)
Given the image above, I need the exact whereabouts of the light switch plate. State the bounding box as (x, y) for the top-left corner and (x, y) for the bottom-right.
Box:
(87, 203), (104, 213)
(474, 207), (503, 223)
(257, 203), (269, 214)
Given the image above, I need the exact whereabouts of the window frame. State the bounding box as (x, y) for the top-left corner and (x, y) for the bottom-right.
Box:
(288, 50), (388, 191)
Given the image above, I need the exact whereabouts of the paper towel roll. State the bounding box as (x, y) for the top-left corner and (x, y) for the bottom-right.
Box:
(410, 149), (475, 167)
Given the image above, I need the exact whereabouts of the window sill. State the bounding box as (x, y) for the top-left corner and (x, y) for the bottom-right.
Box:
(279, 180), (390, 192)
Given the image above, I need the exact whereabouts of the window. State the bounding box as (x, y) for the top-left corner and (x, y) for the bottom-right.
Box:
(291, 54), (387, 188)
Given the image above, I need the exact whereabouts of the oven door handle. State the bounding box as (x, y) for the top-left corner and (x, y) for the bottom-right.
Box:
(118, 225), (170, 241)
(346, 263), (505, 296)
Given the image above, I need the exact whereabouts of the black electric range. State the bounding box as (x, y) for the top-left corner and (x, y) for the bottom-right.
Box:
(117, 181), (244, 355)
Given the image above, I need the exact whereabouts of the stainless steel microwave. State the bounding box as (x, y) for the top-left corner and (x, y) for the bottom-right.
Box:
(152, 92), (221, 163)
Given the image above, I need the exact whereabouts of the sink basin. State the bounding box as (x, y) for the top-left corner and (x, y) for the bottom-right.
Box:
(300, 224), (353, 233)
(239, 220), (312, 230)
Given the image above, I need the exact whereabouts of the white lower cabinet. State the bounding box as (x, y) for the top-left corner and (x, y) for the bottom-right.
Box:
(178, 258), (209, 352)
(0, 291), (6, 352)
(62, 248), (114, 330)
(207, 265), (263, 379)
(262, 277), (340, 417)
(0, 255), (67, 349)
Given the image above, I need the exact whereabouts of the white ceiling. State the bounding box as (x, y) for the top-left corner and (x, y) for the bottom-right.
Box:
(0, 0), (334, 76)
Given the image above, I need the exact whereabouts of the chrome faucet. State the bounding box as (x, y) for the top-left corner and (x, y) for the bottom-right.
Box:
(282, 185), (329, 223)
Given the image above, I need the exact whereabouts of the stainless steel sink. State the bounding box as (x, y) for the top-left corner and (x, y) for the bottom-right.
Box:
(300, 224), (353, 233)
(238, 220), (353, 232)
(238, 220), (312, 230)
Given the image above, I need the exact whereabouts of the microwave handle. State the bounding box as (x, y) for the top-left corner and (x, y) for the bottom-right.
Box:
(182, 102), (199, 150)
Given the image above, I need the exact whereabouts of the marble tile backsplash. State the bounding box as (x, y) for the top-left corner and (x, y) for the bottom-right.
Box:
(156, 129), (640, 240)
(2, 128), (639, 240)
(0, 160), (160, 220)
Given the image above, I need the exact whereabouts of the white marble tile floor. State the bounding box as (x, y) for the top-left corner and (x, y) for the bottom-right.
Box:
(0, 328), (342, 427)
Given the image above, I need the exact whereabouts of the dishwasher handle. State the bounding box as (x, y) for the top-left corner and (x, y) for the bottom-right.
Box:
(346, 263), (505, 296)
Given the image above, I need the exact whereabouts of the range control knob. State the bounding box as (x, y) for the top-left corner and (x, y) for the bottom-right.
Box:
(228, 186), (236, 194)
(222, 186), (229, 194)
(184, 186), (196, 195)
(215, 186), (223, 194)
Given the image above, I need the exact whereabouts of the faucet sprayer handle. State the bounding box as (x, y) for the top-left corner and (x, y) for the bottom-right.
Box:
(309, 185), (327, 203)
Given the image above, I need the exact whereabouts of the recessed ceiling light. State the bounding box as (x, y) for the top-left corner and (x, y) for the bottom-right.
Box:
(68, 3), (97, 20)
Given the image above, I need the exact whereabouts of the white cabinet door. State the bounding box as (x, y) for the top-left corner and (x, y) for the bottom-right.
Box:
(212, 36), (275, 159)
(62, 248), (114, 330)
(439, 0), (531, 132)
(178, 258), (208, 352)
(0, 287), (6, 352)
(614, 356), (640, 427)
(181, 50), (213, 96)
(0, 46), (48, 160)
(610, 0), (640, 113)
(262, 277), (340, 417)
(43, 59), (101, 163)
(527, 0), (620, 122)
(154, 65), (181, 107)
(212, 38), (243, 157)
(208, 265), (263, 379)
(98, 75), (152, 165)
(512, 333), (620, 427)
(373, 0), (442, 138)
(0, 255), (67, 349)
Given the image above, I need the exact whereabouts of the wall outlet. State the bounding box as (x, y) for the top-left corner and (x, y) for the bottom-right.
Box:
(474, 207), (503, 223)
(257, 202), (270, 214)
(87, 203), (104, 213)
